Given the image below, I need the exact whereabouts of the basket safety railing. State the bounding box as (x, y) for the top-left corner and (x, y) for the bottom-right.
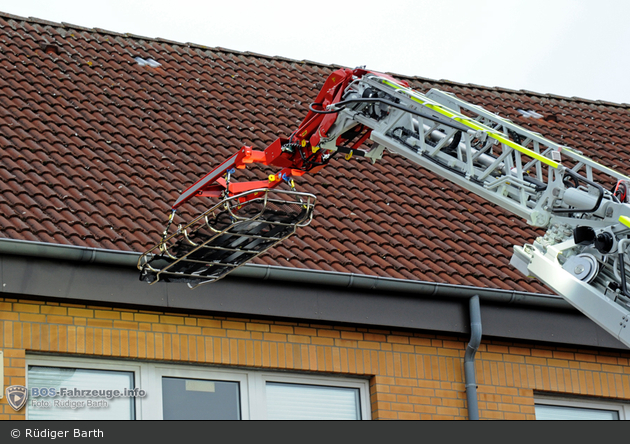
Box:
(138, 189), (316, 289)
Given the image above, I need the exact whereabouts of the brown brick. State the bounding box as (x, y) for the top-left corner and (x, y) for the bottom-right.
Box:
(111, 329), (120, 356)
(47, 315), (73, 325)
(263, 332), (287, 342)
(317, 329), (340, 338)
(388, 385), (411, 395)
(13, 303), (40, 313)
(531, 349), (553, 358)
(120, 312), (134, 321)
(40, 306), (67, 315)
(512, 396), (534, 405)
(498, 403), (521, 413)
(199, 327), (224, 337)
(364, 333), (386, 342)
(480, 352), (504, 361)
(227, 330), (251, 339)
(395, 378), (418, 387)
(94, 328), (104, 356)
(20, 313), (46, 323)
(311, 337), (334, 346)
(135, 313), (160, 323)
(438, 348), (460, 357)
(160, 315), (184, 325)
(246, 323), (270, 332)
(486, 344), (509, 353)
(294, 327), (317, 336)
(525, 356), (547, 365)
(270, 325), (293, 334)
(0, 312), (18, 321)
(505, 412), (528, 420)
(261, 342), (275, 367)
(152, 324), (177, 333)
(575, 352), (597, 363)
(390, 402), (414, 412)
(389, 344), (412, 354)
(114, 321), (140, 330)
(177, 326), (202, 335)
(436, 406), (459, 416)
(553, 351), (575, 360)
(602, 364), (623, 373)
(87, 319), (113, 328)
(375, 410), (397, 419)
(413, 404), (437, 414)
(414, 346), (437, 355)
(130, 330), (139, 357)
(288, 335), (310, 344)
(341, 331), (363, 340)
(406, 337), (430, 347)
(398, 411), (421, 420)
(68, 308), (93, 318)
(442, 398), (465, 408)
(504, 354), (525, 363)
(358, 341), (380, 350)
(223, 320), (245, 330)
(94, 310), (121, 320)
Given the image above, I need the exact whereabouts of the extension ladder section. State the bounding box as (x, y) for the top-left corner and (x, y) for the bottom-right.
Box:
(138, 189), (316, 288)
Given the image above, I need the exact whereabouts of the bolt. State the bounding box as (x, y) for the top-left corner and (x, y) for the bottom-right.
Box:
(574, 265), (585, 275)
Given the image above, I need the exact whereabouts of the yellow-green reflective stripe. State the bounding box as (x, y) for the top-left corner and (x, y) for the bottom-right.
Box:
(619, 216), (630, 229)
(381, 80), (559, 168)
(562, 147), (630, 182)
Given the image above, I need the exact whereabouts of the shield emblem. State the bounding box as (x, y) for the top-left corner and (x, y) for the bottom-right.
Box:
(6, 385), (28, 411)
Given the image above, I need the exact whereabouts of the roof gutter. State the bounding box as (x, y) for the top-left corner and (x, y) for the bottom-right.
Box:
(0, 238), (568, 309)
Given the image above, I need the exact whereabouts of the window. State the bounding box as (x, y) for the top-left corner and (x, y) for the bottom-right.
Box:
(26, 358), (142, 420)
(265, 382), (361, 420)
(161, 377), (241, 420)
(26, 355), (370, 420)
(535, 396), (630, 420)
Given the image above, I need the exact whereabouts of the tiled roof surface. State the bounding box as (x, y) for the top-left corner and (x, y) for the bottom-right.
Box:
(1, 12), (630, 294)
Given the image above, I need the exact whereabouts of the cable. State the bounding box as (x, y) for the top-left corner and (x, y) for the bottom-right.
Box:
(309, 102), (344, 114)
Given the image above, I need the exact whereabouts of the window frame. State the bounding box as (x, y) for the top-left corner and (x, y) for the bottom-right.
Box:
(147, 364), (251, 420)
(535, 395), (630, 420)
(25, 355), (371, 420)
(254, 372), (370, 420)
(26, 355), (146, 420)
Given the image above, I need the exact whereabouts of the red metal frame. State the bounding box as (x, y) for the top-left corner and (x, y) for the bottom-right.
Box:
(172, 68), (407, 210)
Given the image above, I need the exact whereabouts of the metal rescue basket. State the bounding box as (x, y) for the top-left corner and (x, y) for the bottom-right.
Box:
(138, 189), (316, 289)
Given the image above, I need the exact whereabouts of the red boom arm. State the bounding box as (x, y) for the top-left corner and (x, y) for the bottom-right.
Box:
(171, 68), (407, 210)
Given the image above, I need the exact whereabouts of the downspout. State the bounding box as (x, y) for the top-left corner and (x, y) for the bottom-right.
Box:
(464, 295), (482, 420)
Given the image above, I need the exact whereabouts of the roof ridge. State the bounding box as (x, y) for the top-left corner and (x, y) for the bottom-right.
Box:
(0, 10), (628, 108)
(0, 11), (346, 68)
(385, 71), (630, 108)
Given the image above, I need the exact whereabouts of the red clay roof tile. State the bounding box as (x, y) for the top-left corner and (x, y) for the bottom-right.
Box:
(1, 13), (629, 296)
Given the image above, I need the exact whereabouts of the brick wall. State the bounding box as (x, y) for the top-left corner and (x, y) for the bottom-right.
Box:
(1, 297), (630, 420)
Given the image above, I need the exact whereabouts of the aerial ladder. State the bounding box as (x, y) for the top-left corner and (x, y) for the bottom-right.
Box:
(138, 67), (630, 348)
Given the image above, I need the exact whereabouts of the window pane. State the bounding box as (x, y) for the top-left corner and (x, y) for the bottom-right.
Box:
(27, 366), (135, 420)
(266, 382), (361, 420)
(535, 404), (619, 420)
(162, 377), (240, 420)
